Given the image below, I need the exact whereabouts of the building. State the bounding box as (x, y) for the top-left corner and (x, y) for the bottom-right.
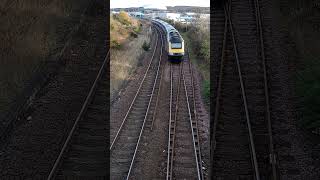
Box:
(129, 12), (144, 19)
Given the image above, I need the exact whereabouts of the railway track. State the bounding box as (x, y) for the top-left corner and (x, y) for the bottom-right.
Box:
(46, 44), (109, 179)
(0, 0), (93, 145)
(109, 20), (204, 179)
(166, 51), (204, 179)
(110, 25), (164, 180)
(212, 0), (277, 179)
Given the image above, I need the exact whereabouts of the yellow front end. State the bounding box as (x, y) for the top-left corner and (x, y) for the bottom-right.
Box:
(168, 42), (185, 56)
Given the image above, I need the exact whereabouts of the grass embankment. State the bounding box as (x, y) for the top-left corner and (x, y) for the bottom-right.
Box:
(165, 18), (210, 104)
(0, 0), (89, 117)
(110, 12), (151, 99)
(276, 1), (320, 132)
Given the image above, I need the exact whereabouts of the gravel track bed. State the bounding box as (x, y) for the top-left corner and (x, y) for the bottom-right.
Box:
(212, 0), (320, 179)
(212, 1), (269, 178)
(129, 58), (170, 180)
(259, 0), (320, 179)
(110, 26), (162, 179)
(0, 1), (106, 178)
(190, 56), (210, 179)
(55, 34), (108, 179)
(110, 28), (158, 142)
(111, 24), (210, 179)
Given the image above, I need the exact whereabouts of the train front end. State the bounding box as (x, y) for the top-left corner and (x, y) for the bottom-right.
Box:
(168, 32), (184, 63)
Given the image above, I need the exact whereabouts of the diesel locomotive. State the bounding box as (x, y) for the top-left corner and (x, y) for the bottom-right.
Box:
(152, 19), (185, 62)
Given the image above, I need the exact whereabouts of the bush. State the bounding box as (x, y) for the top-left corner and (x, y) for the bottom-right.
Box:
(110, 12), (142, 48)
(133, 25), (141, 33)
(117, 11), (132, 26)
(202, 80), (210, 104)
(200, 39), (210, 63)
(111, 40), (121, 49)
(142, 41), (150, 51)
(183, 20), (210, 65)
(175, 22), (188, 32)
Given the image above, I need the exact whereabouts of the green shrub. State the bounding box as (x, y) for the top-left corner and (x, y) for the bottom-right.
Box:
(111, 40), (121, 49)
(142, 41), (150, 51)
(130, 32), (138, 38)
(202, 80), (210, 104)
(133, 25), (141, 33)
(200, 39), (210, 63)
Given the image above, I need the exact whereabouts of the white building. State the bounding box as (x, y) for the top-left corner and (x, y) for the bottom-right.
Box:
(148, 11), (209, 23)
(111, 11), (119, 14)
(167, 13), (181, 21)
(150, 12), (182, 22)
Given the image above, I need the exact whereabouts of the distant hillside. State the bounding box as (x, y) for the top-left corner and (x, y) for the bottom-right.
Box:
(110, 13), (151, 100)
(166, 6), (210, 13)
(111, 6), (210, 14)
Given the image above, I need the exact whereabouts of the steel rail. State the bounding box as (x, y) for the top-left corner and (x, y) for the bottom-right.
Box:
(150, 66), (164, 131)
(186, 47), (204, 179)
(225, 2), (261, 180)
(212, 2), (228, 154)
(211, 7), (228, 178)
(150, 26), (165, 131)
(110, 26), (159, 150)
(211, 8), (229, 180)
(47, 50), (110, 180)
(166, 63), (183, 180)
(167, 63), (173, 180)
(182, 58), (202, 180)
(126, 25), (164, 179)
(253, 0), (277, 179)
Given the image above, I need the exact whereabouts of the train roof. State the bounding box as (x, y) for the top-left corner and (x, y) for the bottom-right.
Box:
(152, 19), (183, 41)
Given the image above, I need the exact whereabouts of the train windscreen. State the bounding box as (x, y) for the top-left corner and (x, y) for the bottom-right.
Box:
(171, 43), (182, 49)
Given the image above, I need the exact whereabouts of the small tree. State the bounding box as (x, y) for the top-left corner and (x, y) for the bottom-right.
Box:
(142, 41), (150, 51)
(200, 40), (210, 63)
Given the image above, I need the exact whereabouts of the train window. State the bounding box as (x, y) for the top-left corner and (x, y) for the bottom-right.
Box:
(171, 43), (182, 49)
(170, 35), (182, 49)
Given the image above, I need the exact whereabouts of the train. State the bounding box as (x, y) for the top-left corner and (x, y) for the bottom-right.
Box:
(152, 18), (185, 62)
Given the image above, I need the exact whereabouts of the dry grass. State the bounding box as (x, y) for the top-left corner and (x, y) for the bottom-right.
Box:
(0, 0), (89, 115)
(110, 12), (140, 48)
(110, 23), (151, 99)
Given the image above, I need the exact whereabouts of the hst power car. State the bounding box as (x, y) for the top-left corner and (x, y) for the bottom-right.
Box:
(152, 19), (185, 62)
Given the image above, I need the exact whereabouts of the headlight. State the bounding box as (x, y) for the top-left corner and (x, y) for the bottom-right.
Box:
(168, 52), (174, 55)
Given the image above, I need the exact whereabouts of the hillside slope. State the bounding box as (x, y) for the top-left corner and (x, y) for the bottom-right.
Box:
(110, 12), (152, 101)
(0, 0), (91, 120)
